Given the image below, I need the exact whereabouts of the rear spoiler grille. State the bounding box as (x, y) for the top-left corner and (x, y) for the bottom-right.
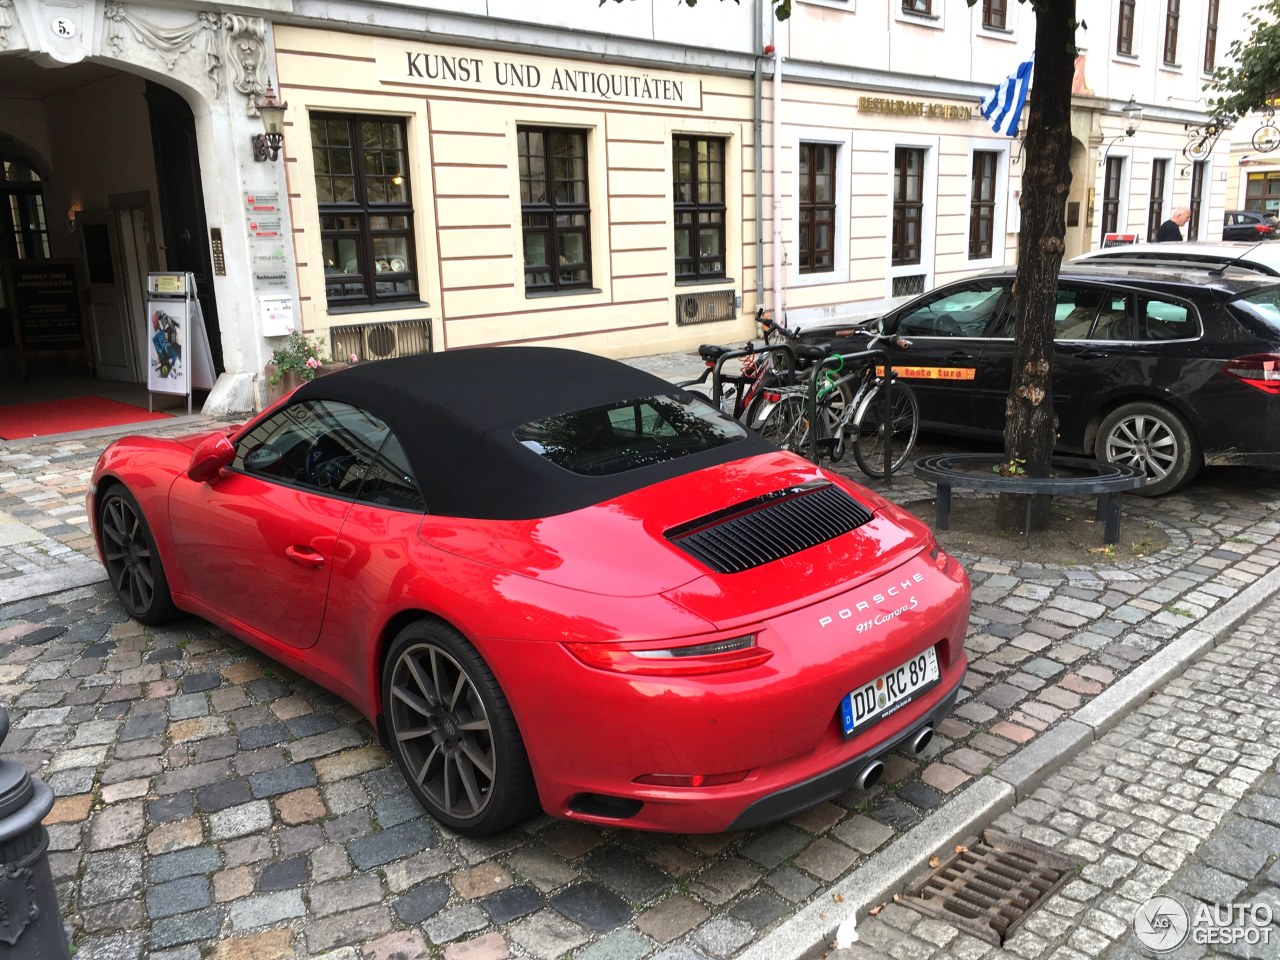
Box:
(666, 482), (874, 574)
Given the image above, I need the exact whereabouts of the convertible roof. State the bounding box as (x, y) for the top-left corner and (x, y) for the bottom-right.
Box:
(291, 346), (773, 519)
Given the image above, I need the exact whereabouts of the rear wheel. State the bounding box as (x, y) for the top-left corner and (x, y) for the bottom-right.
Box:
(1095, 401), (1201, 496)
(851, 381), (920, 478)
(757, 394), (811, 454)
(99, 486), (178, 625)
(382, 620), (536, 835)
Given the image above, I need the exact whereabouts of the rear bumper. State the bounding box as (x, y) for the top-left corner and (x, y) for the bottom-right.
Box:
(727, 668), (964, 830)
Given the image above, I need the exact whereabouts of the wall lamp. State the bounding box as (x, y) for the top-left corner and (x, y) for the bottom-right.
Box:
(252, 81), (288, 162)
(1099, 96), (1144, 167)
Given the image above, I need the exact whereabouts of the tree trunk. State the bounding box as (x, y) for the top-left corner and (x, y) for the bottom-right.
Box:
(997, 0), (1077, 533)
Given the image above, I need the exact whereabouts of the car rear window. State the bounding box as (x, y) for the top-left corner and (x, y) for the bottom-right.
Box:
(514, 393), (748, 476)
(1227, 288), (1280, 334)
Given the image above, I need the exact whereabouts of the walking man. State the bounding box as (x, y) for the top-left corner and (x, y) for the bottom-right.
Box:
(1156, 206), (1190, 242)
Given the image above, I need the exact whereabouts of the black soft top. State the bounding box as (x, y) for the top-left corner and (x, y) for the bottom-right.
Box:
(291, 346), (772, 519)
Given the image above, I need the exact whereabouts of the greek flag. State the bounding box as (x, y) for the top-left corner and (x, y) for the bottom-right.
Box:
(981, 58), (1034, 137)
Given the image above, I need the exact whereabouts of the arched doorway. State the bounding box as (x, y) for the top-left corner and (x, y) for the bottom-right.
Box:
(1064, 136), (1091, 260)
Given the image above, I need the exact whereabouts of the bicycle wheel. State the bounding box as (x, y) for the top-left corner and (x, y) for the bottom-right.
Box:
(758, 394), (810, 454)
(850, 381), (919, 478)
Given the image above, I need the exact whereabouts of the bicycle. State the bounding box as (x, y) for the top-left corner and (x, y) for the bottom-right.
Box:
(678, 309), (852, 426)
(756, 325), (920, 479)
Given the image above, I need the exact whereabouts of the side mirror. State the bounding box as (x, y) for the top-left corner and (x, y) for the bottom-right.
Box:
(187, 434), (235, 483)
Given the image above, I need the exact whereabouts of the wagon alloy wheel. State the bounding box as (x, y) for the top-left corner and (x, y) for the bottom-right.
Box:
(382, 622), (535, 835)
(100, 487), (177, 624)
(1096, 401), (1201, 497)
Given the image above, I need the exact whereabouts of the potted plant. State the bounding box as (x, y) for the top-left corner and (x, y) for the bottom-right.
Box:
(263, 330), (360, 404)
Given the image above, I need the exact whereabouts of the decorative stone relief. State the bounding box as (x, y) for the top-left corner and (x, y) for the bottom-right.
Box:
(223, 14), (268, 116)
(102, 2), (225, 93)
(0, 0), (18, 50)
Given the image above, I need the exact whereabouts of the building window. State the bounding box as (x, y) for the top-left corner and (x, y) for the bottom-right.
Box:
(311, 115), (417, 307)
(902, 0), (932, 13)
(1, 159), (50, 262)
(519, 127), (591, 293)
(969, 151), (997, 259)
(983, 0), (1007, 30)
(1245, 171), (1280, 211)
(798, 143), (836, 274)
(1117, 0), (1136, 55)
(1147, 159), (1169, 241)
(1204, 0), (1219, 73)
(1101, 156), (1124, 241)
(893, 147), (924, 266)
(1163, 0), (1180, 64)
(673, 135), (726, 281)
(1189, 160), (1207, 238)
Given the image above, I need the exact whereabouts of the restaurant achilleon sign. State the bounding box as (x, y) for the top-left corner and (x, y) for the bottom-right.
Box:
(375, 40), (702, 109)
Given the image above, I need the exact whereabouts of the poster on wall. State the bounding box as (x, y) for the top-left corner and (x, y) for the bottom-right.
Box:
(145, 297), (189, 396)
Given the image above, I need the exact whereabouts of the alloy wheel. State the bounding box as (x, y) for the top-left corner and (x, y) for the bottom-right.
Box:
(101, 493), (157, 615)
(388, 642), (496, 822)
(1103, 414), (1177, 483)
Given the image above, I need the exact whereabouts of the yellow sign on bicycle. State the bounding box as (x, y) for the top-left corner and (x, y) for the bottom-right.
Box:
(875, 365), (976, 380)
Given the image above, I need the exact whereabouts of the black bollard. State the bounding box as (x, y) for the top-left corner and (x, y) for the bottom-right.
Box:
(0, 708), (70, 959)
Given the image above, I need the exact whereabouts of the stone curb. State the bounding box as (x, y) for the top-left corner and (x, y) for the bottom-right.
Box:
(0, 560), (106, 605)
(744, 561), (1280, 960)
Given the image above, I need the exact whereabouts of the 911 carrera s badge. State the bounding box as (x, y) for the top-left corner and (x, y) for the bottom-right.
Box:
(818, 572), (925, 627)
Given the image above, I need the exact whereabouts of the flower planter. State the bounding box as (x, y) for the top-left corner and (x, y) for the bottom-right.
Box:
(263, 361), (352, 407)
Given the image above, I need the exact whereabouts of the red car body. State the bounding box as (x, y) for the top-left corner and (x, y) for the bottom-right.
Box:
(89, 348), (969, 834)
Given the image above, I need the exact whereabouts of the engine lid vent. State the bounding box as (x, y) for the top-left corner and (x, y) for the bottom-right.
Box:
(666, 482), (873, 574)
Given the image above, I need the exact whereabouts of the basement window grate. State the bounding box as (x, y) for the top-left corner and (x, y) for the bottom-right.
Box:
(900, 830), (1079, 945)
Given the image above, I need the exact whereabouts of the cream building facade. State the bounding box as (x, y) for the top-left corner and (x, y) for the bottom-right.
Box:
(0, 0), (1246, 414)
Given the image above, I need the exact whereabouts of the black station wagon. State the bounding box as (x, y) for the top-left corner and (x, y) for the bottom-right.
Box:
(802, 264), (1280, 495)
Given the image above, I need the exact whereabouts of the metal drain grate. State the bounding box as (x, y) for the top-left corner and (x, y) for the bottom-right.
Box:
(900, 830), (1079, 945)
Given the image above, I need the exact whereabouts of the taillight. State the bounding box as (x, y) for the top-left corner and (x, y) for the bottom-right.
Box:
(1255, 223), (1275, 235)
(564, 634), (772, 676)
(1222, 354), (1280, 394)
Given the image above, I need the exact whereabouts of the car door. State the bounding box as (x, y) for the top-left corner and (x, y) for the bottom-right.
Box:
(167, 399), (385, 649)
(881, 278), (1012, 432)
(975, 282), (1132, 445)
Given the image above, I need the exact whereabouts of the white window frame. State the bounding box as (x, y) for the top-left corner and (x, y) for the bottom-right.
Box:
(885, 136), (939, 300)
(965, 139), (1011, 268)
(896, 0), (944, 29)
(790, 127), (852, 289)
(1097, 147), (1133, 242)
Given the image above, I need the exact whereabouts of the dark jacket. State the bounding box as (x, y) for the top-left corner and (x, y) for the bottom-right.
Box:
(1155, 219), (1184, 242)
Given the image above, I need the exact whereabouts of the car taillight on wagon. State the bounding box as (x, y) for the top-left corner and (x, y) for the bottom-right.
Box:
(1255, 223), (1275, 236)
(1222, 354), (1280, 394)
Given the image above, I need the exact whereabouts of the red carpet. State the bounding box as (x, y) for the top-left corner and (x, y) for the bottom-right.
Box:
(0, 397), (172, 440)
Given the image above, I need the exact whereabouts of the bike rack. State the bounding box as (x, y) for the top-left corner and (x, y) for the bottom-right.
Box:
(807, 349), (894, 485)
(707, 343), (798, 416)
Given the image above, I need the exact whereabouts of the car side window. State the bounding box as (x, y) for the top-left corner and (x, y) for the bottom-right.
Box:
(1054, 286), (1103, 340)
(893, 282), (1008, 338)
(357, 433), (426, 512)
(1138, 298), (1198, 341)
(233, 400), (387, 498)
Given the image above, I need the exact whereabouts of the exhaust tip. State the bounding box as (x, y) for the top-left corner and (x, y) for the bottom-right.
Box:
(855, 760), (885, 791)
(911, 726), (934, 755)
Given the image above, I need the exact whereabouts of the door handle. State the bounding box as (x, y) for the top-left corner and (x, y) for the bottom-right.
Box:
(946, 351), (974, 360)
(1077, 350), (1109, 359)
(285, 545), (325, 569)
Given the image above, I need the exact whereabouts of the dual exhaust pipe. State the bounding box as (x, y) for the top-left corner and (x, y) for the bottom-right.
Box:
(854, 724), (934, 792)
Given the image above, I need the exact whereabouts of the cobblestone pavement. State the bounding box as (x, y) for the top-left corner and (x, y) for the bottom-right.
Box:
(826, 592), (1280, 960)
(3, 387), (1280, 959)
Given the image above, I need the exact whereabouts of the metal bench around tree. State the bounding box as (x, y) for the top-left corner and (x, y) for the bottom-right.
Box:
(912, 454), (1147, 548)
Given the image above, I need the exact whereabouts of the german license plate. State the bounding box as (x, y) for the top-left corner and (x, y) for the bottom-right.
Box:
(840, 647), (939, 737)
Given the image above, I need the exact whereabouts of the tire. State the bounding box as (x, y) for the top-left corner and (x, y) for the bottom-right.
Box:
(851, 381), (920, 478)
(382, 620), (536, 836)
(757, 394), (811, 454)
(1095, 401), (1201, 497)
(99, 486), (179, 625)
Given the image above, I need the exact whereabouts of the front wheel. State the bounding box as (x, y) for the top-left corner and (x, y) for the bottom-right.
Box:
(382, 621), (537, 835)
(1095, 401), (1201, 496)
(850, 381), (920, 478)
(99, 486), (178, 625)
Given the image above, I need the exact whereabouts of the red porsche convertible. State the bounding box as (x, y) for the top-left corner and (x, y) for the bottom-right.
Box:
(89, 347), (970, 835)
